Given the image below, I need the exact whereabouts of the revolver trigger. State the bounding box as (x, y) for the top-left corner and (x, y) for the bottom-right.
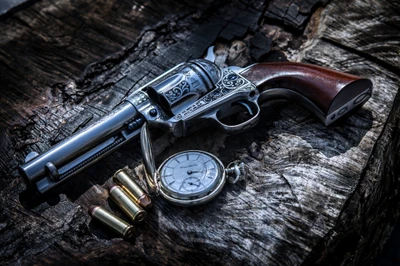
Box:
(234, 101), (254, 116)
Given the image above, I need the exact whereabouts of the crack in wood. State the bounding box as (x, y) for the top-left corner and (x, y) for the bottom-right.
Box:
(1, 0), (399, 265)
(321, 37), (400, 76)
(261, 0), (330, 32)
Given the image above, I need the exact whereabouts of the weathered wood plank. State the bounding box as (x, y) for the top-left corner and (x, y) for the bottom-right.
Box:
(0, 0), (230, 177)
(0, 0), (29, 16)
(0, 0), (220, 128)
(262, 0), (330, 30)
(0, 0), (399, 265)
(300, 1), (400, 264)
(321, 0), (400, 72)
(0, 0), (270, 264)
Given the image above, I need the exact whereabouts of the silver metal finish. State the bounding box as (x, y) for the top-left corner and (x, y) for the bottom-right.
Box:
(158, 150), (226, 206)
(17, 46), (261, 195)
(18, 45), (372, 196)
(140, 123), (160, 195)
(140, 122), (246, 207)
(227, 66), (245, 73)
(204, 46), (216, 62)
(45, 162), (59, 182)
(20, 102), (141, 194)
(167, 68), (260, 137)
(24, 151), (39, 163)
(129, 59), (221, 116)
(325, 86), (372, 125)
(226, 161), (246, 184)
(22, 103), (138, 184)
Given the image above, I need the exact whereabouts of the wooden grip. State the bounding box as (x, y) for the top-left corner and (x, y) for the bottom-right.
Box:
(240, 62), (372, 125)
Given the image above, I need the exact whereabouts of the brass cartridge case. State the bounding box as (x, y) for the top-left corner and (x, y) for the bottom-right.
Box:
(88, 206), (134, 240)
(109, 185), (147, 223)
(113, 169), (152, 209)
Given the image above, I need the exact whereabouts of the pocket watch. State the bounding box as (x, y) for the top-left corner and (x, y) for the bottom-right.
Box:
(140, 123), (246, 206)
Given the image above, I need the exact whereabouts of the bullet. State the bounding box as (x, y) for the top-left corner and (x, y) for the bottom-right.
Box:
(88, 205), (134, 240)
(113, 169), (152, 209)
(109, 185), (147, 223)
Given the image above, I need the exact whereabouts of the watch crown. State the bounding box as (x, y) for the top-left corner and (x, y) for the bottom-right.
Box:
(226, 161), (247, 184)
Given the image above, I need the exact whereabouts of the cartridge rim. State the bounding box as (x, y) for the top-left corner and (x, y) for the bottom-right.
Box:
(112, 169), (153, 209)
(113, 168), (126, 179)
(88, 205), (100, 217)
(110, 185), (120, 193)
(134, 209), (147, 222)
(122, 225), (135, 240)
(109, 185), (147, 223)
(88, 205), (135, 240)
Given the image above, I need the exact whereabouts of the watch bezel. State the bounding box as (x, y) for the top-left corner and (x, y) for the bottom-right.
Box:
(158, 150), (226, 206)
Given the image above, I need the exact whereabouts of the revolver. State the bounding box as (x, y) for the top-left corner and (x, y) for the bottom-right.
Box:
(19, 47), (373, 194)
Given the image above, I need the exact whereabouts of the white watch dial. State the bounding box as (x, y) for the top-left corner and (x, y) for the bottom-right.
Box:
(159, 151), (223, 201)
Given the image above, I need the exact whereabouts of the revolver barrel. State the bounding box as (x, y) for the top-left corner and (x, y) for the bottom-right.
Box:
(19, 102), (142, 193)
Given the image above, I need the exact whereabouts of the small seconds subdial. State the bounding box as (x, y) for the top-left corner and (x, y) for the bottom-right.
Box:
(182, 177), (201, 191)
(159, 151), (224, 200)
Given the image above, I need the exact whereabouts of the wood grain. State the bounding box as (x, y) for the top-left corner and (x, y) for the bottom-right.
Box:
(262, 0), (330, 30)
(0, 0), (399, 265)
(240, 62), (371, 115)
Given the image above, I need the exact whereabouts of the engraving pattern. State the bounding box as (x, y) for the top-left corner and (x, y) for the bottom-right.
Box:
(129, 91), (149, 106)
(163, 81), (191, 103)
(173, 69), (255, 120)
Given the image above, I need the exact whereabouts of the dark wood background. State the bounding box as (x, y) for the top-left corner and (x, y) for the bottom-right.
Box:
(0, 0), (399, 265)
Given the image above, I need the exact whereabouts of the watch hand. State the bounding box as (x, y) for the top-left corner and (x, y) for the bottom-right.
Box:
(187, 170), (204, 175)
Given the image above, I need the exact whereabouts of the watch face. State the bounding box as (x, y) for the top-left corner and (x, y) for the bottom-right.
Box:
(159, 151), (225, 203)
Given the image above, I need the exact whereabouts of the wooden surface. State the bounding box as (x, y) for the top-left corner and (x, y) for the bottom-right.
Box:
(0, 0), (399, 265)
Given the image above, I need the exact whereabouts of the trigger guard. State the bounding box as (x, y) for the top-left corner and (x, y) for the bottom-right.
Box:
(205, 101), (261, 134)
(234, 101), (254, 116)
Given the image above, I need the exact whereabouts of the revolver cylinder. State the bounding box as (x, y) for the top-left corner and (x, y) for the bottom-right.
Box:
(146, 59), (221, 115)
